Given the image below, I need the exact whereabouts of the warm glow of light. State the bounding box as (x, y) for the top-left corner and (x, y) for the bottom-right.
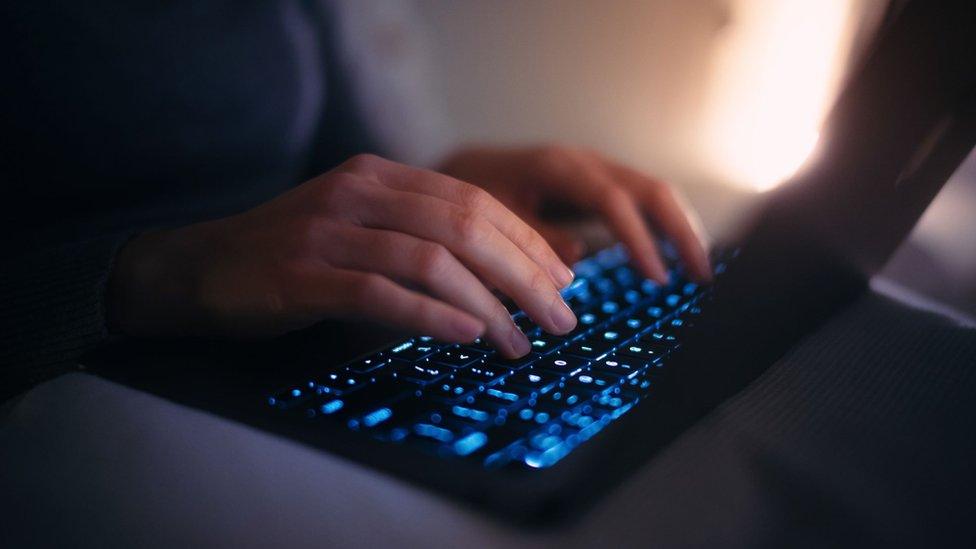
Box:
(703, 0), (855, 192)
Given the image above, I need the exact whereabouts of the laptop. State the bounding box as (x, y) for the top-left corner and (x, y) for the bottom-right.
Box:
(87, 0), (974, 525)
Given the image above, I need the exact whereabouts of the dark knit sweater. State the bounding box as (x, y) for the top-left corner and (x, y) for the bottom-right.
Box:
(0, 2), (379, 399)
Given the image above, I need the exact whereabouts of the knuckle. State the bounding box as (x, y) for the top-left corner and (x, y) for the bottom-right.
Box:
(349, 273), (387, 304)
(451, 208), (488, 245)
(342, 153), (384, 173)
(599, 185), (630, 210)
(527, 267), (553, 293)
(316, 173), (358, 207)
(415, 242), (452, 283)
(290, 217), (327, 250)
(459, 183), (491, 211)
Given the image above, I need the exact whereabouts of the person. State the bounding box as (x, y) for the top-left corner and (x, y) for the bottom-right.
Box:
(0, 2), (710, 400)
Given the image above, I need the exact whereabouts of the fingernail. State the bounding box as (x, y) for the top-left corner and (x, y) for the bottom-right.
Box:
(548, 299), (577, 333)
(509, 327), (531, 356)
(549, 263), (575, 288)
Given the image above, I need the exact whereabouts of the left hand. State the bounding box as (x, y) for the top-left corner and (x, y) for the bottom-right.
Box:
(439, 145), (712, 284)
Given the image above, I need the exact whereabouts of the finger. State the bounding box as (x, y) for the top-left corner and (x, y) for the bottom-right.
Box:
(355, 185), (578, 337)
(310, 268), (487, 344)
(322, 225), (532, 357)
(605, 163), (712, 281)
(532, 221), (586, 266)
(368, 162), (575, 288)
(534, 155), (669, 283)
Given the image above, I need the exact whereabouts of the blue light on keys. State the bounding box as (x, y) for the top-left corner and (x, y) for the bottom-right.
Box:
(320, 399), (344, 415)
(486, 388), (518, 402)
(266, 242), (722, 472)
(362, 407), (393, 427)
(453, 405), (489, 422)
(454, 432), (488, 456)
(414, 423), (454, 442)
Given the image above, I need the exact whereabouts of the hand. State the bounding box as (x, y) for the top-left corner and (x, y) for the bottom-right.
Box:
(108, 154), (577, 357)
(439, 145), (712, 283)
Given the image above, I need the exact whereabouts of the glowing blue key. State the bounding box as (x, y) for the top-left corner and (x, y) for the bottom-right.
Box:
(487, 388), (518, 402)
(362, 407), (392, 427)
(454, 432), (488, 456)
(452, 405), (489, 423)
(320, 399), (344, 415)
(414, 423), (454, 442)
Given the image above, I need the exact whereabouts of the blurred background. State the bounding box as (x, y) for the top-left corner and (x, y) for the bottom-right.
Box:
(348, 0), (976, 316)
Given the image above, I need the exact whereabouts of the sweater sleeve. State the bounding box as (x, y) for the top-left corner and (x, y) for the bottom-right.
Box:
(0, 233), (132, 400)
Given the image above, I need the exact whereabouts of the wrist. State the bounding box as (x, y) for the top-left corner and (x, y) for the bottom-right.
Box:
(106, 227), (205, 337)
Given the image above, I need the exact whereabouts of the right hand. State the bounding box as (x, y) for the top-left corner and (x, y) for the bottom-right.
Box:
(108, 154), (577, 358)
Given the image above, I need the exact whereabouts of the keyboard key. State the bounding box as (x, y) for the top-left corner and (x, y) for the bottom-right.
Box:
(504, 370), (560, 394)
(482, 386), (527, 408)
(595, 328), (629, 344)
(539, 386), (593, 408)
(427, 380), (483, 402)
(642, 330), (679, 346)
(526, 334), (565, 355)
(429, 348), (485, 368)
(566, 371), (619, 393)
(562, 339), (610, 360)
(461, 337), (496, 353)
(616, 341), (668, 363)
(458, 363), (507, 384)
(606, 316), (651, 336)
(315, 372), (367, 394)
(391, 361), (451, 384)
(535, 355), (588, 377)
(599, 299), (621, 315)
(348, 396), (433, 430)
(267, 385), (312, 410)
(592, 354), (644, 378)
(450, 403), (494, 424)
(389, 340), (437, 361)
(347, 355), (388, 374)
(453, 431), (488, 456)
(335, 378), (419, 416)
(412, 421), (457, 443)
(487, 353), (538, 370)
(644, 305), (664, 319)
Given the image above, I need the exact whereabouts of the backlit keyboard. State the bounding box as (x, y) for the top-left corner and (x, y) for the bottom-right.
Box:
(265, 244), (732, 470)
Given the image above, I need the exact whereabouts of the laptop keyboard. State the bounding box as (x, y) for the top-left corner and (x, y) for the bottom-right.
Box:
(265, 244), (733, 470)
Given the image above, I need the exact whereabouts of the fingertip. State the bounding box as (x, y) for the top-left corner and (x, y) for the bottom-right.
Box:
(640, 255), (670, 286)
(509, 326), (532, 357)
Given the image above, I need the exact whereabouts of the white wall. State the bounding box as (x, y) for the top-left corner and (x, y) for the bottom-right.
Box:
(412, 0), (976, 314)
